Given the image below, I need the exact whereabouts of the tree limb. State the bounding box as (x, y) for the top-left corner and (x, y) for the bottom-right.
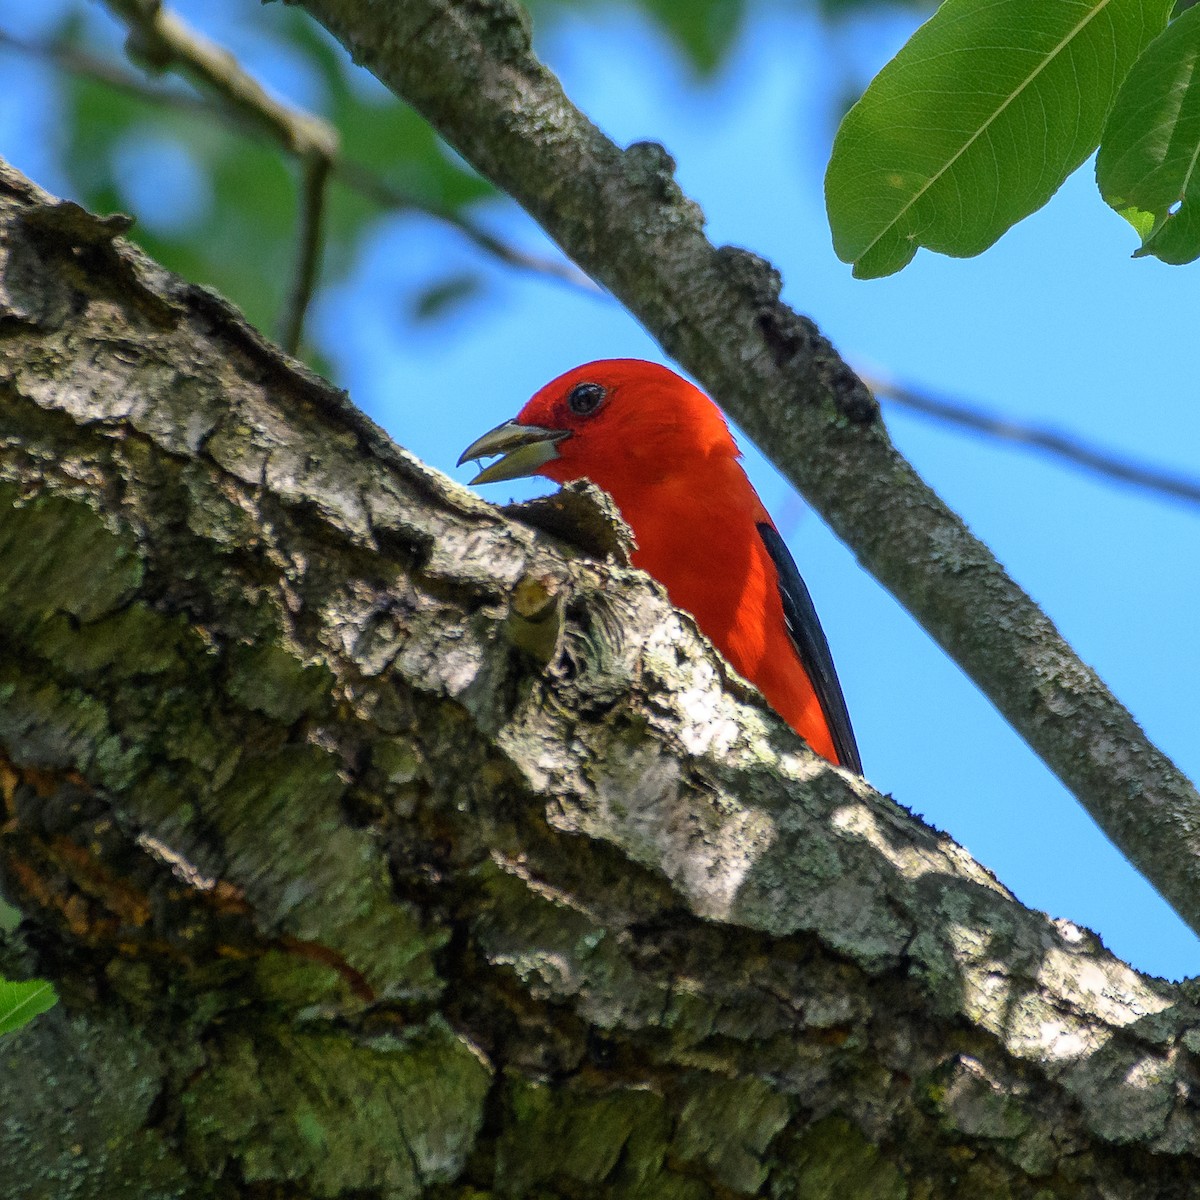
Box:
(869, 372), (1200, 509)
(2, 154), (1200, 1198)
(105, 0), (340, 160)
(285, 0), (1200, 940)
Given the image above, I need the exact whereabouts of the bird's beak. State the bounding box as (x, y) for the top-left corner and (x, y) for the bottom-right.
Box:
(457, 420), (569, 485)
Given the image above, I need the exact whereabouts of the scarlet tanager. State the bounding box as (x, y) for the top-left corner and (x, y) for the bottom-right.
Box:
(459, 359), (861, 774)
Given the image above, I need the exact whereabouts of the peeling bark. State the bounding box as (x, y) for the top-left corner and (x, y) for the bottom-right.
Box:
(1, 162), (1200, 1198)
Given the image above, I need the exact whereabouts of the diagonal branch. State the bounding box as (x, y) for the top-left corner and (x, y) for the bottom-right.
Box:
(2, 159), (1200, 1195)
(104, 0), (341, 350)
(99, 0), (595, 302)
(0, 26), (211, 116)
(104, 0), (339, 160)
(97, 0), (327, 352)
(333, 156), (598, 287)
(870, 372), (1200, 509)
(290, 0), (1200, 938)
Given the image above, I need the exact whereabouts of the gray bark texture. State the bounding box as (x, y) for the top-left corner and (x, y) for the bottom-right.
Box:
(1, 158), (1200, 1198)
(279, 0), (1200, 941)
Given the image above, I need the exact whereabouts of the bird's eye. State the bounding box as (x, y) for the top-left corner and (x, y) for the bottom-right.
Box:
(567, 382), (606, 416)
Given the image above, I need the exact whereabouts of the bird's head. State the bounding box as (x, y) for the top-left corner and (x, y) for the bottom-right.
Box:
(458, 359), (739, 495)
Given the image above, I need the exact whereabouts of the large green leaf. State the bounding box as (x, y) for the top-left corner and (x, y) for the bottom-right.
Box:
(1097, 3), (1200, 265)
(0, 978), (57, 1037)
(825, 0), (1174, 278)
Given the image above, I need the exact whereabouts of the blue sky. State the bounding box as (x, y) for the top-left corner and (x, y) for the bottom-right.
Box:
(3, 0), (1198, 979)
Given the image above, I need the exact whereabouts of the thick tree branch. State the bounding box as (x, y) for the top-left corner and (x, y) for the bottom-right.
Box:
(2, 156), (1200, 1197)
(10, 154), (1200, 1197)
(284, 0), (1200, 939)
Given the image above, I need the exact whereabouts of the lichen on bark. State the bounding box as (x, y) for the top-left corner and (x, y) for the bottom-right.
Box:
(1, 158), (1200, 1199)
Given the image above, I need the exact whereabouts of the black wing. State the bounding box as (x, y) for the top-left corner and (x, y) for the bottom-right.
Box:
(757, 523), (862, 775)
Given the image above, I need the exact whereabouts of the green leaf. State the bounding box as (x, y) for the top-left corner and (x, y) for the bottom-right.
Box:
(1096, 3), (1200, 264)
(410, 273), (485, 322)
(825, 0), (1174, 278)
(817, 0), (932, 12)
(639, 0), (745, 75)
(525, 0), (746, 73)
(0, 978), (57, 1037)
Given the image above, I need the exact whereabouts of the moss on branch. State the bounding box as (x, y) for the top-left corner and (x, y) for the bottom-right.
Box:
(1, 158), (1200, 1198)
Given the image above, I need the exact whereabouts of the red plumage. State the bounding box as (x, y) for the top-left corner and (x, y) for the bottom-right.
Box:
(460, 359), (860, 772)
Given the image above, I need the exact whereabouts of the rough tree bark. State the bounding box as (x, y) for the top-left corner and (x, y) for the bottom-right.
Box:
(1, 158), (1200, 1198)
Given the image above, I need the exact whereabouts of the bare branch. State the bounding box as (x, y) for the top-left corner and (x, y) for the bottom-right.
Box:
(2, 21), (593, 296)
(101, 0), (333, 350)
(870, 372), (1200, 509)
(335, 158), (600, 289)
(278, 151), (331, 355)
(103, 0), (339, 160)
(0, 26), (209, 115)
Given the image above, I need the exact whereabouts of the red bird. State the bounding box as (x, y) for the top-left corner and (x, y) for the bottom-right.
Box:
(458, 359), (861, 773)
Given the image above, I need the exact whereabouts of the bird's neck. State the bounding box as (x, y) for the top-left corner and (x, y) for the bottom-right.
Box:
(604, 452), (755, 522)
(604, 454), (763, 580)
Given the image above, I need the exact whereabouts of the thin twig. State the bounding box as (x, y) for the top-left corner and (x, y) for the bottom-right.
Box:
(279, 152), (331, 354)
(867, 373), (1200, 509)
(101, 0), (597, 294)
(0, 23), (594, 296)
(103, 0), (336, 350)
(336, 159), (600, 288)
(104, 0), (339, 159)
(0, 27), (208, 115)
